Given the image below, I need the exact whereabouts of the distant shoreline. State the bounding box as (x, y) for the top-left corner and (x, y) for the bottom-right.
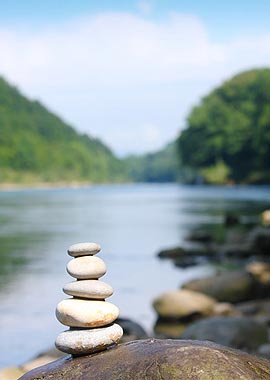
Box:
(0, 181), (93, 191)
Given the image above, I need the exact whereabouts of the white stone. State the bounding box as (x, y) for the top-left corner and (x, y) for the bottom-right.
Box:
(56, 299), (119, 328)
(63, 280), (113, 299)
(66, 256), (106, 279)
(55, 323), (123, 355)
(68, 242), (101, 257)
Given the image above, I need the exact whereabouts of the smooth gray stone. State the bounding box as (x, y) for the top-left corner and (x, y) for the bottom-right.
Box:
(55, 323), (123, 355)
(63, 280), (113, 299)
(56, 299), (119, 328)
(66, 256), (106, 279)
(68, 242), (101, 257)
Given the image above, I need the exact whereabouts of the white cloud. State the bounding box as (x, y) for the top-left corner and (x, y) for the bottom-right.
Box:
(0, 12), (269, 155)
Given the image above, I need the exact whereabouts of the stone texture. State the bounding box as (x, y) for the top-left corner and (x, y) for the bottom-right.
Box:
(180, 316), (268, 352)
(55, 323), (123, 355)
(63, 280), (113, 299)
(56, 299), (119, 328)
(182, 271), (255, 303)
(66, 256), (106, 279)
(153, 289), (216, 319)
(19, 339), (270, 380)
(68, 242), (101, 257)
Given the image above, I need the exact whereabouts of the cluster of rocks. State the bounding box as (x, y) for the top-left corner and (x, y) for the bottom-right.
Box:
(153, 262), (270, 356)
(55, 242), (123, 355)
(158, 211), (270, 268)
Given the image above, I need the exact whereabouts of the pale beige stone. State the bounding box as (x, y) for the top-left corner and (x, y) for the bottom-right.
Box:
(56, 299), (119, 327)
(55, 323), (123, 355)
(63, 280), (113, 299)
(68, 242), (101, 257)
(261, 210), (270, 226)
(66, 256), (106, 279)
(212, 302), (240, 316)
(153, 289), (216, 319)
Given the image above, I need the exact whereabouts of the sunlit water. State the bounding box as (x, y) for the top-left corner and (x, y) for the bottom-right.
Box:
(0, 183), (270, 367)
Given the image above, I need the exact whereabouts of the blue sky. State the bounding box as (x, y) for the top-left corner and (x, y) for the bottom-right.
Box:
(0, 1), (270, 155)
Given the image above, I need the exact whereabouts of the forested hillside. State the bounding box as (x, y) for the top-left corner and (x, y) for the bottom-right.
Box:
(124, 141), (180, 182)
(0, 77), (127, 183)
(178, 68), (270, 184)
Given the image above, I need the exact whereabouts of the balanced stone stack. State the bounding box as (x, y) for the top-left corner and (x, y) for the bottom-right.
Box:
(55, 242), (123, 355)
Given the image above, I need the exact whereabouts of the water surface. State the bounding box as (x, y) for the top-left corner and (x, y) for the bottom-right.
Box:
(0, 184), (269, 367)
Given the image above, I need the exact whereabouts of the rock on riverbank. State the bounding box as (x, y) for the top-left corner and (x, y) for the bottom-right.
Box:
(19, 339), (270, 380)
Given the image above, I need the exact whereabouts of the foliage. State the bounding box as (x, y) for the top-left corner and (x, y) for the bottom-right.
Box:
(178, 68), (270, 184)
(124, 141), (181, 182)
(0, 77), (127, 183)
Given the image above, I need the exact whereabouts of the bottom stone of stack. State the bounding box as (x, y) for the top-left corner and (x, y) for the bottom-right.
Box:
(55, 323), (123, 355)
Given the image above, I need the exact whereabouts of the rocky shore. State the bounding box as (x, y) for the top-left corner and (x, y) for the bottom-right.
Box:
(152, 211), (270, 359)
(3, 212), (270, 379)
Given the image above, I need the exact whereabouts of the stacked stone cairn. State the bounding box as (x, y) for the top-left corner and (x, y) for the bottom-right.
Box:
(55, 242), (123, 355)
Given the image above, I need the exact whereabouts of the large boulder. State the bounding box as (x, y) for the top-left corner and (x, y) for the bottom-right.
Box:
(153, 289), (216, 320)
(180, 316), (268, 352)
(20, 339), (270, 380)
(182, 271), (255, 303)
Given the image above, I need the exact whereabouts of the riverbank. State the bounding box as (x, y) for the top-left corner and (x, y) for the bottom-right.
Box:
(0, 181), (95, 191)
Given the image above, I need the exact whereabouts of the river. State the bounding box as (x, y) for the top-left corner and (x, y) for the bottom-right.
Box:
(0, 183), (270, 367)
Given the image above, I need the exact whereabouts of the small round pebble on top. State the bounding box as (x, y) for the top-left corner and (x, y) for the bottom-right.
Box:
(67, 242), (101, 257)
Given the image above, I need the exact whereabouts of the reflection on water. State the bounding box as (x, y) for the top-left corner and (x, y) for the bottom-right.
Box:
(0, 184), (269, 367)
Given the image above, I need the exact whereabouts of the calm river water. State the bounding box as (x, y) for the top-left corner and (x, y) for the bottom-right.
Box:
(0, 184), (270, 367)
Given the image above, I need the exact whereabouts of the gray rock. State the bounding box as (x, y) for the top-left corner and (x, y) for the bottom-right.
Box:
(257, 344), (270, 359)
(180, 316), (268, 352)
(55, 323), (123, 355)
(63, 280), (113, 299)
(182, 271), (255, 303)
(236, 299), (270, 324)
(19, 339), (270, 380)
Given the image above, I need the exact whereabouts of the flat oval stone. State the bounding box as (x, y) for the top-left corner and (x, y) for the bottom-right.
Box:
(56, 299), (119, 327)
(55, 323), (123, 355)
(68, 242), (101, 257)
(66, 256), (106, 279)
(63, 280), (113, 299)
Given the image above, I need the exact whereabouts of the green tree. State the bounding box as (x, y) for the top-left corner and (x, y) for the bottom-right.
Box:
(178, 68), (270, 184)
(0, 77), (127, 184)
